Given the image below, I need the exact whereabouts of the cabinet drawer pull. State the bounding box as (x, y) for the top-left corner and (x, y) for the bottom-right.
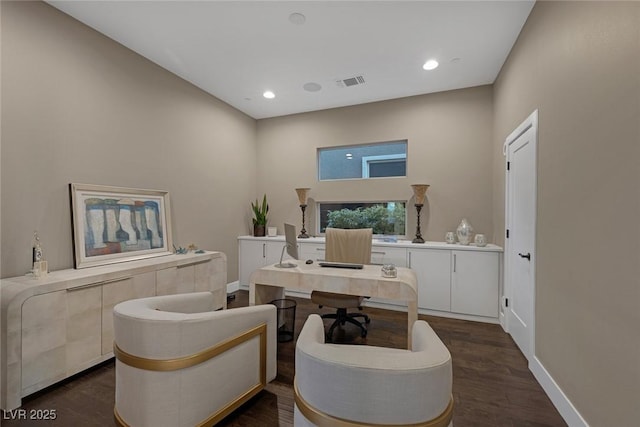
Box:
(372, 251), (386, 255)
(315, 248), (325, 251)
(453, 254), (457, 273)
(67, 276), (130, 291)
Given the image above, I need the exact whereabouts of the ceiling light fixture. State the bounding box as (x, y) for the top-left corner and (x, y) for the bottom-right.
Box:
(263, 91), (275, 99)
(422, 59), (439, 71)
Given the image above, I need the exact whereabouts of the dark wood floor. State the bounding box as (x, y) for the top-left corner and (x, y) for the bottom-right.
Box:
(2, 291), (566, 426)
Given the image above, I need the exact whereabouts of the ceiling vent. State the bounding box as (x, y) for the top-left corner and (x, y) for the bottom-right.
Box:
(336, 75), (365, 88)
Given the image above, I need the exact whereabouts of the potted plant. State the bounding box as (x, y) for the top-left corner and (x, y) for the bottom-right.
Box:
(251, 194), (269, 237)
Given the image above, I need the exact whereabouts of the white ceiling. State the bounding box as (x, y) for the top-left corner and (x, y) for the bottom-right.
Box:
(48, 1), (535, 120)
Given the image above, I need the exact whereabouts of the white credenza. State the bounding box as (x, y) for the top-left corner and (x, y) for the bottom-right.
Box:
(238, 236), (502, 323)
(0, 251), (227, 410)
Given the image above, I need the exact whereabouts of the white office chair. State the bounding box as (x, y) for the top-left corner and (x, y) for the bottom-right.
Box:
(310, 227), (372, 341)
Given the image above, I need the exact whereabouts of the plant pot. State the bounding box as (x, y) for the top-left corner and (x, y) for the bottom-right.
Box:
(253, 224), (266, 237)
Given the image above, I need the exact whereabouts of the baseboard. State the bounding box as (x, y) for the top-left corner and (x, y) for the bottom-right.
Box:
(530, 356), (589, 427)
(227, 281), (240, 293)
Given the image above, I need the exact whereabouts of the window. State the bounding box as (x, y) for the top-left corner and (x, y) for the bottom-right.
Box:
(318, 140), (407, 181)
(318, 201), (406, 236)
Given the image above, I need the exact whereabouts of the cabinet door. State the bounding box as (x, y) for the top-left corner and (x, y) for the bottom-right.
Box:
(297, 242), (324, 263)
(156, 265), (195, 295)
(238, 240), (267, 287)
(101, 273), (155, 354)
(372, 246), (407, 267)
(176, 265), (196, 293)
(409, 249), (451, 312)
(21, 291), (68, 393)
(22, 286), (102, 394)
(195, 259), (226, 310)
(451, 251), (499, 317)
(265, 240), (293, 265)
(65, 285), (102, 373)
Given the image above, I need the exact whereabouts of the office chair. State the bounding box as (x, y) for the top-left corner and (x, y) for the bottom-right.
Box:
(310, 227), (372, 341)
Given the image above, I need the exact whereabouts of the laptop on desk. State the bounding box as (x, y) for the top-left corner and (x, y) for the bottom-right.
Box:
(318, 261), (364, 269)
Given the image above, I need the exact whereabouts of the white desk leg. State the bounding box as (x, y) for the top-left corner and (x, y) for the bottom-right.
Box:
(250, 282), (285, 306)
(407, 299), (418, 349)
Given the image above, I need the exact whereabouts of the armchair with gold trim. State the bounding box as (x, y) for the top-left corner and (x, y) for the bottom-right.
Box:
(112, 292), (277, 427)
(294, 314), (453, 427)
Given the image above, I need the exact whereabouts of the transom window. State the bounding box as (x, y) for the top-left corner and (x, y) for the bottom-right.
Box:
(318, 140), (407, 181)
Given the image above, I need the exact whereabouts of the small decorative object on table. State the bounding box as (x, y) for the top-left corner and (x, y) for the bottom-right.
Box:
(411, 184), (430, 243)
(173, 245), (188, 254)
(295, 188), (311, 238)
(251, 194), (269, 237)
(31, 231), (48, 277)
(474, 234), (487, 247)
(187, 243), (206, 253)
(381, 264), (398, 278)
(456, 218), (474, 245)
(445, 231), (456, 244)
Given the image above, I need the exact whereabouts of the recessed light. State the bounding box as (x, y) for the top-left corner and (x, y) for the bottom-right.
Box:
(423, 59), (439, 71)
(303, 82), (322, 92)
(263, 91), (275, 99)
(289, 12), (306, 25)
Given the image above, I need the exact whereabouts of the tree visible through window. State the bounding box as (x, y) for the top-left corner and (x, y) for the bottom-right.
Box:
(318, 202), (406, 236)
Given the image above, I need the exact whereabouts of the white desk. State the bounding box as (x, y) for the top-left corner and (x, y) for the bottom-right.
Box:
(249, 263), (418, 348)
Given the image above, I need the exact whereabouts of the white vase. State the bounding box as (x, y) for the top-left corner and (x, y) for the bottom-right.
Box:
(456, 218), (473, 245)
(445, 231), (456, 244)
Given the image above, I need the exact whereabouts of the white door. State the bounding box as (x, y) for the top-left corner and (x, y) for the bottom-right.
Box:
(505, 110), (537, 361)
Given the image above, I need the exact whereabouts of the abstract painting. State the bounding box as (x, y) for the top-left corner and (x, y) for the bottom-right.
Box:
(70, 183), (173, 269)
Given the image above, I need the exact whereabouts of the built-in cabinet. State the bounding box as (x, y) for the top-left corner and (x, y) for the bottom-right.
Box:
(239, 236), (501, 322)
(238, 239), (295, 286)
(450, 250), (500, 318)
(1, 251), (227, 410)
(408, 249), (451, 312)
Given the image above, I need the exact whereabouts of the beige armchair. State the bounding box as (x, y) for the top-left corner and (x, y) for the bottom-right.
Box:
(113, 292), (277, 427)
(294, 314), (453, 427)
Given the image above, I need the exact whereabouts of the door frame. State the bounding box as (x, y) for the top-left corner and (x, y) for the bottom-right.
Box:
(503, 109), (538, 361)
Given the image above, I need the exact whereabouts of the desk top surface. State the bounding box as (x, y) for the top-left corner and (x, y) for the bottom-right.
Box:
(250, 262), (417, 300)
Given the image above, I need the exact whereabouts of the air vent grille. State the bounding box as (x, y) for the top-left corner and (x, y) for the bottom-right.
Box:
(336, 75), (365, 88)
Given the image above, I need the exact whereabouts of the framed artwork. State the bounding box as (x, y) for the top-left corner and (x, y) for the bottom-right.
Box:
(70, 183), (173, 269)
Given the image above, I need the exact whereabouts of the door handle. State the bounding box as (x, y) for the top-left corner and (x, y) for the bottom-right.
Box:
(518, 252), (531, 261)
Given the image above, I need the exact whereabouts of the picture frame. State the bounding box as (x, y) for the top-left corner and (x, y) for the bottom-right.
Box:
(70, 183), (173, 269)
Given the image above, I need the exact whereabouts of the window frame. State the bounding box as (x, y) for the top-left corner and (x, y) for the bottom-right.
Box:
(315, 200), (408, 238)
(361, 153), (407, 178)
(317, 140), (408, 181)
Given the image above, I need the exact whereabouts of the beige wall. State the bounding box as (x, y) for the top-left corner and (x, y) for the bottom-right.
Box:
(0, 1), (257, 280)
(493, 2), (640, 425)
(257, 86), (494, 242)
(4, 2), (639, 424)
